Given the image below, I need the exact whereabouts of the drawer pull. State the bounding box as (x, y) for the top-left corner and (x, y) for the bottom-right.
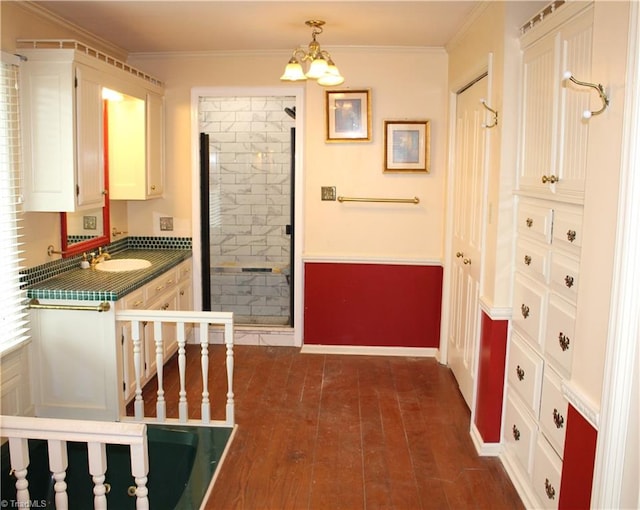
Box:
(132, 300), (143, 308)
(512, 424), (521, 441)
(156, 285), (165, 292)
(167, 279), (174, 285)
(180, 290), (185, 296)
(516, 365), (525, 381)
(544, 478), (556, 500)
(541, 174), (558, 184)
(463, 258), (471, 265)
(521, 304), (530, 319)
(524, 255), (532, 266)
(526, 217), (533, 228)
(567, 229), (577, 242)
(553, 408), (565, 429)
(161, 303), (170, 310)
(456, 251), (464, 258)
(558, 332), (570, 351)
(564, 275), (574, 288)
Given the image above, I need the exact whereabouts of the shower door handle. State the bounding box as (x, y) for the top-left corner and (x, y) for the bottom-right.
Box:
(285, 224), (292, 235)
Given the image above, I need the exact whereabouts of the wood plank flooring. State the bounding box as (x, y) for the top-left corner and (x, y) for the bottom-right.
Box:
(135, 345), (524, 510)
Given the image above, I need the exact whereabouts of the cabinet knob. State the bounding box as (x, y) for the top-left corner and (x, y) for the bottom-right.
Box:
(524, 255), (532, 266)
(526, 217), (533, 228)
(544, 478), (556, 500)
(564, 275), (574, 288)
(566, 229), (577, 242)
(512, 424), (521, 441)
(516, 365), (525, 381)
(541, 174), (559, 184)
(553, 408), (565, 429)
(151, 185), (157, 191)
(521, 304), (530, 319)
(559, 332), (570, 351)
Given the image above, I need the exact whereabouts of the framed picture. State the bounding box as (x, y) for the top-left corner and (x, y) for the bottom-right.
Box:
(383, 120), (430, 173)
(326, 89), (371, 142)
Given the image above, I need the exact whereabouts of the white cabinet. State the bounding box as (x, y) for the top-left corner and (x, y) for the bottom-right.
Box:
(19, 42), (165, 211)
(518, 5), (594, 202)
(117, 259), (193, 404)
(20, 54), (105, 212)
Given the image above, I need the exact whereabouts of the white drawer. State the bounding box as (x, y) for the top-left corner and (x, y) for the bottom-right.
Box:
(544, 294), (575, 377)
(508, 332), (544, 416)
(518, 202), (553, 244)
(552, 207), (583, 252)
(504, 391), (538, 475)
(549, 251), (580, 303)
(119, 288), (145, 310)
(513, 274), (547, 349)
(532, 436), (563, 510)
(539, 369), (568, 458)
(516, 239), (549, 284)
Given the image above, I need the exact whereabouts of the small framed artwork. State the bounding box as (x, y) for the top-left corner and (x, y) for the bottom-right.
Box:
(383, 120), (430, 173)
(326, 89), (371, 142)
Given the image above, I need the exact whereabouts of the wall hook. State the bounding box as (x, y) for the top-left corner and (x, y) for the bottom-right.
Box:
(563, 71), (610, 119)
(480, 99), (498, 128)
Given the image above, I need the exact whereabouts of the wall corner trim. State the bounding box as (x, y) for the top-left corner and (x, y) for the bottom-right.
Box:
(470, 423), (502, 457)
(479, 296), (512, 319)
(562, 380), (600, 430)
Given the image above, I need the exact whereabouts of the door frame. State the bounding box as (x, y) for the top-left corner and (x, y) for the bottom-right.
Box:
(189, 86), (305, 346)
(440, 55), (494, 413)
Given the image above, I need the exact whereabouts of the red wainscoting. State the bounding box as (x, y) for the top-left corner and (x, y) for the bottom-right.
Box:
(474, 312), (508, 442)
(303, 262), (443, 348)
(559, 405), (598, 509)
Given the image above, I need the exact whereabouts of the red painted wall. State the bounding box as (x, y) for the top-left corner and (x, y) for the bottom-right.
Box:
(303, 263), (442, 347)
(559, 405), (598, 509)
(474, 312), (508, 442)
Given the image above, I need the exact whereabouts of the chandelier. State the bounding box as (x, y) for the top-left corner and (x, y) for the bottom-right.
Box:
(280, 20), (345, 86)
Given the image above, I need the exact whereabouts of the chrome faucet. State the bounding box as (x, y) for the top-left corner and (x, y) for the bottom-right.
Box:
(89, 247), (111, 269)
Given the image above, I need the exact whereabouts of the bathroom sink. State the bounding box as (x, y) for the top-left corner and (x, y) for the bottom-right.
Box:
(95, 258), (151, 272)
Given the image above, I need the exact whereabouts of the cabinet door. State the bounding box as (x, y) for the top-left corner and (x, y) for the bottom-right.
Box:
(519, 31), (559, 193)
(555, 7), (593, 198)
(75, 64), (106, 210)
(118, 289), (145, 404)
(146, 92), (164, 197)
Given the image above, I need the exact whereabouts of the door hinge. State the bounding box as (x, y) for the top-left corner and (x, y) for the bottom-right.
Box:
(76, 184), (80, 197)
(75, 76), (78, 88)
(123, 381), (126, 392)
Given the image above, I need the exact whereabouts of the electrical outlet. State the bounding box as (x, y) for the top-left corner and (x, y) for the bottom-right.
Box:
(159, 217), (174, 231)
(321, 186), (336, 201)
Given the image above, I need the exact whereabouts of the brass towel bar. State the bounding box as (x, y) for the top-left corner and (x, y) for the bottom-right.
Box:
(28, 298), (111, 312)
(337, 196), (420, 205)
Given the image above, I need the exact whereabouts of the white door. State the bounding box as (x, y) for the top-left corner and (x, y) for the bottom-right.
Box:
(448, 75), (487, 408)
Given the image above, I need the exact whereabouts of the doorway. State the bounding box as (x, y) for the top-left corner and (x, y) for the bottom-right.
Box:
(198, 95), (296, 326)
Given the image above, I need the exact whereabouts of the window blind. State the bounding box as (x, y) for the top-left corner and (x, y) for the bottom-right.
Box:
(0, 53), (29, 353)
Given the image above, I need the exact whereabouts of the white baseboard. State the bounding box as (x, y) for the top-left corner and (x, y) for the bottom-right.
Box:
(300, 344), (438, 357)
(500, 450), (541, 509)
(470, 422), (502, 456)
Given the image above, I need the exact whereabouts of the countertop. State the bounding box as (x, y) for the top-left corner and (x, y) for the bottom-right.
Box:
(26, 249), (192, 302)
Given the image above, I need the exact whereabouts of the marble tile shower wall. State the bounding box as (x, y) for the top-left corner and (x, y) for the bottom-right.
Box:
(199, 96), (295, 323)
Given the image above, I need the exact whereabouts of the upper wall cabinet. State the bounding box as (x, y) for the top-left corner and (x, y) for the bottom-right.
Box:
(19, 41), (165, 212)
(518, 4), (593, 203)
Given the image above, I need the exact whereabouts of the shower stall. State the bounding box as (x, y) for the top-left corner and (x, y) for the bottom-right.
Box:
(199, 95), (295, 326)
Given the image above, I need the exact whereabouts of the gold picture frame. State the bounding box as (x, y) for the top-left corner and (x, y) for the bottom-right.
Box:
(325, 89), (371, 142)
(383, 120), (430, 173)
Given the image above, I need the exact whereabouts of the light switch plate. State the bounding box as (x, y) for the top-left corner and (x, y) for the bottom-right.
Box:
(321, 186), (336, 201)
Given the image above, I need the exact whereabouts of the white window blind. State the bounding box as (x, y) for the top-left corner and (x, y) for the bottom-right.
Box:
(0, 53), (28, 352)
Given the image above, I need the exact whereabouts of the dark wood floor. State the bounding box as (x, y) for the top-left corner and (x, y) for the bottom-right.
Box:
(136, 345), (523, 510)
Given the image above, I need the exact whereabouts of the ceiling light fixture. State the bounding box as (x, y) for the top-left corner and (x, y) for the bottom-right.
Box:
(280, 20), (345, 86)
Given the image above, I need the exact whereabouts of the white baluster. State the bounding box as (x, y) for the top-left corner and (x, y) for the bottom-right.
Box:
(87, 442), (108, 510)
(47, 439), (69, 510)
(8, 437), (30, 505)
(130, 441), (149, 510)
(224, 319), (235, 425)
(177, 322), (188, 422)
(132, 320), (144, 420)
(154, 321), (166, 421)
(200, 324), (210, 423)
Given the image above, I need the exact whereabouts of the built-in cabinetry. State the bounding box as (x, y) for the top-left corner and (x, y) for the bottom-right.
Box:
(29, 259), (192, 421)
(503, 4), (593, 508)
(117, 259), (192, 403)
(19, 41), (165, 212)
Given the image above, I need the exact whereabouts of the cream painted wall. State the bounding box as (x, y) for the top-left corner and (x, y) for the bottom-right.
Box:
(129, 48), (448, 260)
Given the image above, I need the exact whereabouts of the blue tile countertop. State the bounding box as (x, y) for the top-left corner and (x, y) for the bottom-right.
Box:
(26, 249), (192, 302)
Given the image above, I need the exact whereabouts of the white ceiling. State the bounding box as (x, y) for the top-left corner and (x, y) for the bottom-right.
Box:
(32, 1), (485, 54)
